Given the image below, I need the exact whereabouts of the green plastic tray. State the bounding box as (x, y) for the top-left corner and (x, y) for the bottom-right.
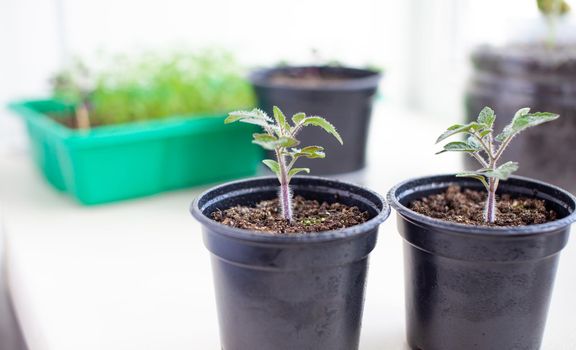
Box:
(9, 99), (263, 205)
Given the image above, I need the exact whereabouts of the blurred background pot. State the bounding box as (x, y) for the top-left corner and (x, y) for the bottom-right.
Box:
(191, 176), (390, 350)
(250, 66), (381, 176)
(388, 174), (576, 350)
(465, 44), (576, 193)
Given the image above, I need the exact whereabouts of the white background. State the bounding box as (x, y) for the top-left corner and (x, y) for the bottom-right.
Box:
(0, 0), (566, 122)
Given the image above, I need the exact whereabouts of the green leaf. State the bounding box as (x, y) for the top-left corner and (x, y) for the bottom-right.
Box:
(300, 145), (324, 154)
(226, 109), (272, 124)
(477, 106), (495, 128)
(514, 107), (531, 119)
(301, 116), (343, 144)
(467, 135), (482, 149)
(252, 140), (276, 150)
(277, 136), (299, 148)
(273, 106), (290, 131)
(457, 162), (518, 186)
(262, 159), (280, 175)
(253, 135), (299, 150)
(482, 161), (519, 180)
(224, 114), (242, 124)
(495, 109), (559, 142)
(436, 122), (483, 144)
(252, 133), (277, 142)
(436, 141), (481, 154)
(288, 167), (310, 179)
(478, 129), (491, 138)
(292, 112), (306, 124)
(456, 172), (490, 190)
(291, 145), (326, 159)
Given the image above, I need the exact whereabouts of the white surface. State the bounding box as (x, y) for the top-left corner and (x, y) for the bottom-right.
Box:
(1, 105), (575, 350)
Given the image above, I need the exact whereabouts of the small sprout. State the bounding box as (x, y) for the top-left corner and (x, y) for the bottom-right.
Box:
(225, 106), (343, 222)
(52, 59), (93, 129)
(537, 0), (571, 48)
(436, 106), (559, 223)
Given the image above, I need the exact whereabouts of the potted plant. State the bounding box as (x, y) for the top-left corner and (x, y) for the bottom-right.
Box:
(249, 63), (381, 175)
(465, 0), (576, 193)
(388, 106), (576, 350)
(8, 50), (261, 204)
(190, 107), (390, 350)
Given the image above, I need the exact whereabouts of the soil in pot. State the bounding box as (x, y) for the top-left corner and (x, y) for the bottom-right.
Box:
(212, 195), (368, 233)
(410, 185), (557, 226)
(268, 67), (351, 87)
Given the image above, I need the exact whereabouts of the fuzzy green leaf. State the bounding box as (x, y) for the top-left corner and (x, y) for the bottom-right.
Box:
(478, 129), (491, 138)
(226, 109), (272, 124)
(495, 109), (559, 142)
(253, 135), (299, 150)
(262, 159), (280, 175)
(292, 112), (306, 125)
(291, 145), (326, 159)
(515, 107), (531, 119)
(252, 140), (276, 150)
(482, 161), (519, 180)
(301, 116), (343, 144)
(467, 135), (483, 149)
(288, 167), (310, 179)
(277, 136), (299, 148)
(436, 141), (481, 154)
(456, 172), (490, 190)
(301, 145), (325, 154)
(436, 122), (483, 144)
(273, 106), (290, 131)
(224, 115), (243, 124)
(477, 106), (496, 128)
(252, 133), (277, 142)
(456, 162), (518, 188)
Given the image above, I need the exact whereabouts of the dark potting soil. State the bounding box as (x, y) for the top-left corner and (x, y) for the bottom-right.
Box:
(409, 185), (557, 227)
(268, 68), (349, 88)
(211, 195), (369, 234)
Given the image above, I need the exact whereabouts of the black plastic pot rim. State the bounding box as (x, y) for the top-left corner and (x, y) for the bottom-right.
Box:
(191, 175), (390, 244)
(472, 43), (576, 65)
(387, 173), (576, 237)
(249, 66), (382, 92)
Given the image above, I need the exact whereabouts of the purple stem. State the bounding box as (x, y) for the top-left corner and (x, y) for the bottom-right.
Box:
(275, 149), (293, 222)
(485, 178), (497, 223)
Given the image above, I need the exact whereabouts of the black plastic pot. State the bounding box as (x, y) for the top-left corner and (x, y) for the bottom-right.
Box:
(387, 174), (576, 350)
(191, 176), (390, 350)
(249, 66), (381, 175)
(466, 44), (576, 193)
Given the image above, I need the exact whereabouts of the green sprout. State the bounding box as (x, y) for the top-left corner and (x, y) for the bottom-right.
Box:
(225, 106), (342, 222)
(436, 106), (559, 223)
(52, 59), (93, 129)
(537, 0), (571, 48)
